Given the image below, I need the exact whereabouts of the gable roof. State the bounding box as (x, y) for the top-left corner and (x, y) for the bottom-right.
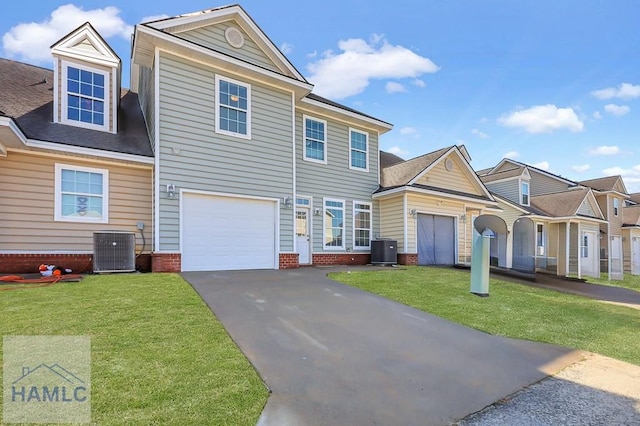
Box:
(579, 175), (628, 195)
(380, 151), (405, 170)
(530, 188), (602, 218)
(51, 22), (121, 68)
(377, 145), (495, 203)
(0, 58), (152, 157)
(487, 158), (577, 185)
(622, 205), (640, 227)
(143, 4), (305, 82)
(479, 166), (526, 183)
(628, 193), (640, 204)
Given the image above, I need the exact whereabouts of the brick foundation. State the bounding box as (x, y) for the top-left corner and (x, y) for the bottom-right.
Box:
(312, 253), (370, 266)
(279, 253), (299, 269)
(151, 253), (181, 272)
(0, 253), (152, 274)
(398, 253), (418, 265)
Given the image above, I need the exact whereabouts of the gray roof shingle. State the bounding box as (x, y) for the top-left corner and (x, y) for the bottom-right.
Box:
(0, 58), (152, 157)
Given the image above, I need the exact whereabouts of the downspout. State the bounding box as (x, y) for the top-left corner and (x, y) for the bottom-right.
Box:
(403, 193), (408, 256)
(291, 91), (296, 257)
(577, 222), (582, 279)
(607, 195), (611, 280)
(153, 47), (160, 253)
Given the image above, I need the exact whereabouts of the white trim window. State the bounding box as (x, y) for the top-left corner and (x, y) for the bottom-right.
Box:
(613, 198), (619, 217)
(349, 129), (369, 171)
(61, 61), (109, 132)
(521, 180), (530, 206)
(215, 75), (251, 139)
(353, 202), (372, 249)
(303, 115), (327, 164)
(536, 223), (545, 256)
(323, 198), (345, 249)
(54, 164), (109, 223)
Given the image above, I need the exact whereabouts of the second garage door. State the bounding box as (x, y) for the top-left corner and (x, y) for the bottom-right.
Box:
(182, 193), (277, 271)
(417, 214), (456, 265)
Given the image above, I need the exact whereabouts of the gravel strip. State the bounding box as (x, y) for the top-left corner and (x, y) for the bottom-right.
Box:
(458, 353), (640, 425)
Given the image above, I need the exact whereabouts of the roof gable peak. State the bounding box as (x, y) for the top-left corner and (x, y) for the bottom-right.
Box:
(51, 22), (120, 68)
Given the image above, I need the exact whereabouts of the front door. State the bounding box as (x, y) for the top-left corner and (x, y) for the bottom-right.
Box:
(296, 207), (311, 265)
(611, 235), (623, 280)
(632, 236), (640, 275)
(580, 231), (597, 277)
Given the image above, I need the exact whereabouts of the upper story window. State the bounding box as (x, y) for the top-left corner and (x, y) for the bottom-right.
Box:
(303, 116), (327, 164)
(215, 75), (251, 139)
(349, 129), (369, 171)
(521, 181), (530, 206)
(54, 163), (109, 223)
(353, 202), (372, 249)
(62, 62), (109, 132)
(613, 198), (619, 216)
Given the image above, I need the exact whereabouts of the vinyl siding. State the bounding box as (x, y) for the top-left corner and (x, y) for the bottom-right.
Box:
(0, 152), (152, 252)
(138, 64), (155, 145)
(494, 200), (524, 231)
(379, 196), (405, 252)
(529, 171), (571, 196)
(577, 198), (597, 217)
(295, 112), (380, 252)
(609, 195), (624, 235)
(157, 52), (294, 251)
(414, 153), (485, 197)
(176, 23), (280, 73)
(486, 180), (520, 204)
(622, 228), (640, 273)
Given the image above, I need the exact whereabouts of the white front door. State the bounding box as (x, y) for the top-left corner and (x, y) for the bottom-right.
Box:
(580, 231), (598, 277)
(632, 236), (640, 275)
(611, 235), (623, 280)
(296, 207), (311, 265)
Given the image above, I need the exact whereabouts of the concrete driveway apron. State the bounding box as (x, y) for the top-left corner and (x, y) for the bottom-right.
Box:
(183, 267), (581, 426)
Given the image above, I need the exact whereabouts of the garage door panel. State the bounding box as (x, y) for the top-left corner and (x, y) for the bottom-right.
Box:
(182, 193), (277, 271)
(417, 214), (455, 266)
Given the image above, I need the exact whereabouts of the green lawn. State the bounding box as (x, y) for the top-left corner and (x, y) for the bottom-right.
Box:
(0, 274), (268, 425)
(583, 273), (640, 292)
(331, 266), (640, 366)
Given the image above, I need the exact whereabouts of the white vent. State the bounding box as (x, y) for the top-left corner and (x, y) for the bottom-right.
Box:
(93, 231), (136, 273)
(225, 26), (245, 48)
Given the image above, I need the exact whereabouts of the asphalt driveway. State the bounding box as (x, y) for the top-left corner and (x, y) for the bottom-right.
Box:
(184, 267), (581, 426)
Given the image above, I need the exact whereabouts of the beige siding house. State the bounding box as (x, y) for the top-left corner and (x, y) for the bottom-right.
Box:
(0, 23), (153, 273)
(375, 146), (498, 265)
(621, 205), (640, 275)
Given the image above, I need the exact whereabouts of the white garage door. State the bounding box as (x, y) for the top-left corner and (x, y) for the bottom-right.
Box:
(182, 193), (277, 271)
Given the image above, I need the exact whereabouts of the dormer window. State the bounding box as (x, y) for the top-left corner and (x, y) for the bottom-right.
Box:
(61, 61), (110, 132)
(521, 181), (530, 206)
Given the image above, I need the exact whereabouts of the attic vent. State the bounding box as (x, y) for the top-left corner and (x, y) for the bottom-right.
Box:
(93, 231), (136, 273)
(225, 26), (245, 48)
(445, 158), (454, 171)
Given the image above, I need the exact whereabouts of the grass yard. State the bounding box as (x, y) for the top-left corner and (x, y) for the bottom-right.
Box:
(0, 273), (268, 425)
(331, 266), (640, 366)
(583, 273), (640, 292)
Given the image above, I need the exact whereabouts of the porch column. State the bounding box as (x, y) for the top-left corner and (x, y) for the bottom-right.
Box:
(565, 221), (571, 277)
(505, 225), (513, 268)
(577, 223), (582, 280)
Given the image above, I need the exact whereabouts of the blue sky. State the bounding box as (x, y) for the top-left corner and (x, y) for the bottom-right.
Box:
(2, 1), (639, 191)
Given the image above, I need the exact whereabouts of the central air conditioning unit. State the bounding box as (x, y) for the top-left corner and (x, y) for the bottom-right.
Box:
(93, 231), (136, 273)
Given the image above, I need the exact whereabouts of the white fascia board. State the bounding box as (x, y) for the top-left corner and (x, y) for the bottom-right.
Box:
(0, 117), (28, 145)
(134, 26), (313, 95)
(298, 98), (393, 134)
(373, 185), (498, 207)
(23, 139), (154, 165)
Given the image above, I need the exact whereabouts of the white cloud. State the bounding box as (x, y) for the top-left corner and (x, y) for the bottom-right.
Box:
(588, 145), (621, 156)
(471, 128), (488, 139)
(604, 104), (630, 116)
(280, 42), (294, 55)
(140, 14), (170, 23)
(592, 111), (602, 120)
(306, 36), (439, 99)
(572, 164), (591, 173)
(531, 161), (550, 171)
(2, 4), (133, 63)
(497, 104), (584, 134)
(412, 79), (426, 88)
(387, 146), (409, 158)
(399, 127), (417, 136)
(591, 83), (640, 100)
(306, 50), (318, 58)
(386, 82), (406, 94)
(503, 151), (519, 159)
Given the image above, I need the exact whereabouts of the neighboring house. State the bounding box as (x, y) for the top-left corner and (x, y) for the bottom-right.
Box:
(621, 203), (640, 275)
(0, 23), (153, 274)
(130, 5), (392, 271)
(579, 176), (630, 278)
(375, 145), (498, 265)
(478, 159), (606, 278)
